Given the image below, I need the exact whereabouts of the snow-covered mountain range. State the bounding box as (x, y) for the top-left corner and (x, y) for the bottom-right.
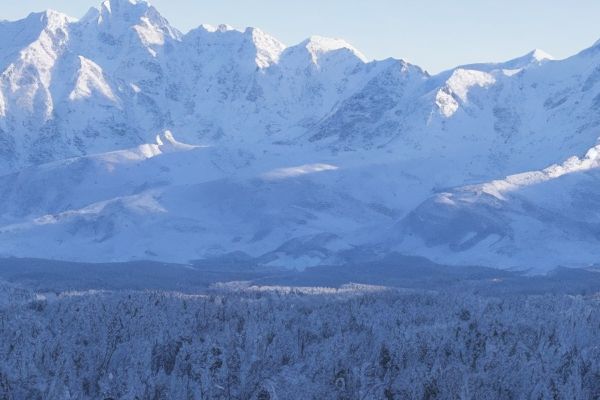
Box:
(2, 0), (600, 271)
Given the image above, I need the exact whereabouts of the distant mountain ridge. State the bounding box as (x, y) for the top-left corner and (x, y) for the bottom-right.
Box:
(2, 0), (600, 271)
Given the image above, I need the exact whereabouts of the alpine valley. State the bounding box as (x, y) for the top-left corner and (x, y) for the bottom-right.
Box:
(3, 0), (600, 272)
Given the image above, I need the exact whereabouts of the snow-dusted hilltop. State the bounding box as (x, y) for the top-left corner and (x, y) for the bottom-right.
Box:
(2, 0), (600, 271)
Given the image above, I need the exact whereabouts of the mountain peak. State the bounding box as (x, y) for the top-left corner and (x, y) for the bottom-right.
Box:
(97, 0), (154, 22)
(501, 48), (554, 69)
(455, 48), (554, 74)
(184, 24), (284, 68)
(245, 27), (285, 67)
(284, 35), (368, 67)
(527, 48), (554, 62)
(100, 0), (146, 13)
(27, 9), (73, 28)
(94, 0), (174, 29)
(82, 0), (181, 45)
(303, 35), (367, 62)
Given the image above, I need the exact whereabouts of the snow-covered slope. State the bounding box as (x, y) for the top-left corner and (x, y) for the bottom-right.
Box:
(0, 132), (418, 265)
(397, 145), (600, 271)
(2, 0), (600, 271)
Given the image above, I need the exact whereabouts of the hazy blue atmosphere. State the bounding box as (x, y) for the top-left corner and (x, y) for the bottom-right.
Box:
(1, 0), (599, 72)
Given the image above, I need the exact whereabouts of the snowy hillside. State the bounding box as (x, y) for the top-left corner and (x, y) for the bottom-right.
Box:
(398, 145), (600, 270)
(2, 0), (600, 271)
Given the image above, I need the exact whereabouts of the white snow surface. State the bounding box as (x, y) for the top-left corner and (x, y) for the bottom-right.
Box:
(2, 1), (600, 271)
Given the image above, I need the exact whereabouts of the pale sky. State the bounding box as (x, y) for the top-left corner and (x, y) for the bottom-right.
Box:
(2, 0), (600, 73)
